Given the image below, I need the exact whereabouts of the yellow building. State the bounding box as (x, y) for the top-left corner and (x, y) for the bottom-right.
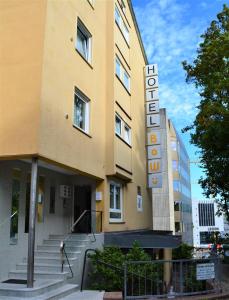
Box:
(0, 0), (181, 295)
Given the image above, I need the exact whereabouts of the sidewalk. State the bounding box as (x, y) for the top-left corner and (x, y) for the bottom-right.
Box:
(62, 290), (104, 300)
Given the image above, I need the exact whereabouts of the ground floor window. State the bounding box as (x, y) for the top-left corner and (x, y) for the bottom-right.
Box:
(109, 182), (123, 222)
(10, 169), (21, 244)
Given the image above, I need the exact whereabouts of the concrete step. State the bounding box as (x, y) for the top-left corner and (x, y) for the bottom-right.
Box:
(34, 250), (81, 258)
(16, 263), (72, 273)
(37, 245), (85, 252)
(0, 279), (65, 297)
(23, 256), (78, 266)
(49, 235), (65, 240)
(8, 270), (69, 280)
(43, 239), (89, 246)
(35, 283), (79, 300)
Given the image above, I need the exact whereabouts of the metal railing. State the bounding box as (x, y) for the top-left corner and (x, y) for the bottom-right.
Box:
(0, 211), (18, 230)
(60, 241), (74, 278)
(60, 209), (102, 276)
(123, 258), (222, 299)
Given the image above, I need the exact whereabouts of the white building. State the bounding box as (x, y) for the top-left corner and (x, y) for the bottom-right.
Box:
(192, 200), (225, 248)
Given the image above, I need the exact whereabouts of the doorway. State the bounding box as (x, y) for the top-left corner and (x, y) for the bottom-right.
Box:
(73, 185), (91, 233)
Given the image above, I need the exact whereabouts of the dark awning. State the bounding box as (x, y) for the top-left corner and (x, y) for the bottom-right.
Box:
(104, 230), (181, 249)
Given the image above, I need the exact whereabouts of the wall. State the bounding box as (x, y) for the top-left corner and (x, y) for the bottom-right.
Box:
(0, 0), (47, 157)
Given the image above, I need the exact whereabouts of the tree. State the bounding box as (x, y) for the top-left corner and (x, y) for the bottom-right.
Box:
(182, 5), (229, 221)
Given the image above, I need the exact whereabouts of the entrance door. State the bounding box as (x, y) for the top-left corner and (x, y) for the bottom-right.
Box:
(73, 185), (91, 233)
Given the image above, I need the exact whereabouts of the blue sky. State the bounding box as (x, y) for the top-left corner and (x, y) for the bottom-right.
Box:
(132, 0), (226, 200)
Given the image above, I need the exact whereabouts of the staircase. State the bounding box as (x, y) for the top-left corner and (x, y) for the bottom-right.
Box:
(0, 234), (92, 299)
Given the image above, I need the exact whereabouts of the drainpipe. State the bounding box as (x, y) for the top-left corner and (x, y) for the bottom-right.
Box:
(27, 157), (38, 288)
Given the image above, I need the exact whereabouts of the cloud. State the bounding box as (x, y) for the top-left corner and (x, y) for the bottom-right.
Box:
(133, 0), (206, 128)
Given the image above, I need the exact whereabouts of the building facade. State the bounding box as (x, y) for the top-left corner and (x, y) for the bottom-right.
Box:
(168, 120), (193, 245)
(0, 0), (189, 293)
(192, 200), (226, 248)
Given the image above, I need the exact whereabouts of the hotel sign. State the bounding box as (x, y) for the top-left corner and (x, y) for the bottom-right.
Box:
(145, 64), (162, 188)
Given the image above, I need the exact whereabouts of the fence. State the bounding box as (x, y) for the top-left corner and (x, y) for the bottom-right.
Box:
(123, 258), (221, 299)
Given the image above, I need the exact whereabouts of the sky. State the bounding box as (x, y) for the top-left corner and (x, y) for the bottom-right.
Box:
(132, 0), (226, 201)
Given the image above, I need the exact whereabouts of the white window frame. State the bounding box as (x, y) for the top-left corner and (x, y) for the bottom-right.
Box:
(115, 5), (129, 45)
(115, 113), (131, 146)
(115, 56), (130, 92)
(109, 182), (123, 222)
(76, 18), (92, 63)
(73, 88), (90, 134)
(124, 123), (131, 145)
(115, 114), (122, 136)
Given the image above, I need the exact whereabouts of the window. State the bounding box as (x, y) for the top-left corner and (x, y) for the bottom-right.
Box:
(49, 186), (56, 214)
(171, 140), (177, 151)
(137, 186), (143, 212)
(123, 70), (130, 91)
(115, 114), (131, 145)
(174, 202), (180, 211)
(110, 182), (123, 222)
(115, 7), (121, 27)
(172, 160), (179, 172)
(76, 18), (92, 62)
(173, 180), (181, 192)
(115, 115), (122, 136)
(10, 169), (21, 245)
(73, 88), (90, 133)
(175, 222), (181, 232)
(115, 57), (130, 92)
(115, 5), (129, 44)
(124, 124), (131, 144)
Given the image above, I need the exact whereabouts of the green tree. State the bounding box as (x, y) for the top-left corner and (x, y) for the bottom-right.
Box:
(182, 5), (229, 221)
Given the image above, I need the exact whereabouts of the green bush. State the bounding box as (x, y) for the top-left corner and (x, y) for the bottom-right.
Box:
(172, 243), (193, 259)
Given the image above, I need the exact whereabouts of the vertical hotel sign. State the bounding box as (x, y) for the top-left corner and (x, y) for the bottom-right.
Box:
(145, 64), (162, 188)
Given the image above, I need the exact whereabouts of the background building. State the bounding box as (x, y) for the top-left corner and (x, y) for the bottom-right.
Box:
(169, 120), (193, 245)
(192, 199), (226, 248)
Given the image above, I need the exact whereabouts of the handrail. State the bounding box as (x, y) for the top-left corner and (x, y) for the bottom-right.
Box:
(60, 209), (102, 278)
(60, 241), (73, 278)
(70, 210), (88, 232)
(0, 211), (18, 230)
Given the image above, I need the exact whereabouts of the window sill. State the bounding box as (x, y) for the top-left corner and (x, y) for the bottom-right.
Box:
(115, 74), (131, 96)
(87, 0), (95, 9)
(115, 133), (132, 148)
(75, 49), (93, 69)
(109, 221), (126, 224)
(73, 124), (92, 138)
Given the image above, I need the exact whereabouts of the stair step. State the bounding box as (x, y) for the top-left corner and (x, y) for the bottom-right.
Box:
(9, 270), (69, 280)
(43, 239), (89, 246)
(23, 256), (79, 266)
(0, 279), (65, 297)
(35, 250), (81, 258)
(16, 263), (72, 272)
(37, 245), (85, 251)
(36, 283), (78, 300)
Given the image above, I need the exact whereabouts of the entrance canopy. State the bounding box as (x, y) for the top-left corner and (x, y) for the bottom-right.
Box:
(104, 230), (181, 249)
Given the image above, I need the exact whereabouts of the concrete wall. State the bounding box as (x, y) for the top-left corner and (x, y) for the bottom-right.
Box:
(152, 109), (174, 232)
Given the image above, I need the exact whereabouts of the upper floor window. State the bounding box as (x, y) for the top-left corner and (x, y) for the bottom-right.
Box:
(115, 5), (129, 44)
(115, 114), (131, 145)
(76, 18), (92, 62)
(73, 88), (90, 133)
(115, 57), (130, 92)
(115, 115), (122, 136)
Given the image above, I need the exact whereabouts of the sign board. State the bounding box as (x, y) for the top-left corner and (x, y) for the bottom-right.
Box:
(196, 263), (215, 280)
(145, 64), (162, 188)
